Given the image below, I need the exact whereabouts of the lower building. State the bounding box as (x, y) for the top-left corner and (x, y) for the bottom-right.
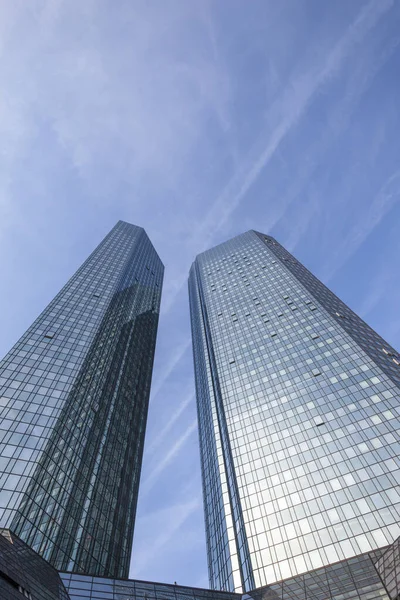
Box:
(375, 536), (400, 600)
(247, 549), (395, 600)
(60, 573), (239, 600)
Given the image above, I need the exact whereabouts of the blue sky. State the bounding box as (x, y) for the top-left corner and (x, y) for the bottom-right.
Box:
(1, 0), (400, 588)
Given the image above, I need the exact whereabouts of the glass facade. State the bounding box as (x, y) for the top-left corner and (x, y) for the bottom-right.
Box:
(0, 528), (69, 600)
(61, 572), (239, 600)
(375, 534), (400, 600)
(189, 230), (400, 592)
(246, 547), (392, 600)
(0, 221), (163, 578)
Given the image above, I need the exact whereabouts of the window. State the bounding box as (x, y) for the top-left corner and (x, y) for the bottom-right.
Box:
(382, 348), (394, 356)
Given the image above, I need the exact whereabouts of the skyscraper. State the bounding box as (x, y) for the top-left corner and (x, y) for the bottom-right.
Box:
(189, 230), (400, 593)
(0, 221), (163, 579)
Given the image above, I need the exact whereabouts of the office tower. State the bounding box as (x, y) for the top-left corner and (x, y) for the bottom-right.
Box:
(189, 230), (400, 593)
(0, 221), (163, 579)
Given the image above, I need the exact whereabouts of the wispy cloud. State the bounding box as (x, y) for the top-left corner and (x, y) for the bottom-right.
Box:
(358, 264), (394, 318)
(150, 338), (192, 400)
(141, 419), (198, 495)
(270, 22), (400, 252)
(188, 0), (395, 250)
(146, 392), (193, 456)
(132, 497), (201, 578)
(323, 170), (400, 281)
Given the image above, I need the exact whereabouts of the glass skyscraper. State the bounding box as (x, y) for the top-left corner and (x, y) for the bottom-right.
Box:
(189, 230), (400, 593)
(0, 221), (163, 579)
